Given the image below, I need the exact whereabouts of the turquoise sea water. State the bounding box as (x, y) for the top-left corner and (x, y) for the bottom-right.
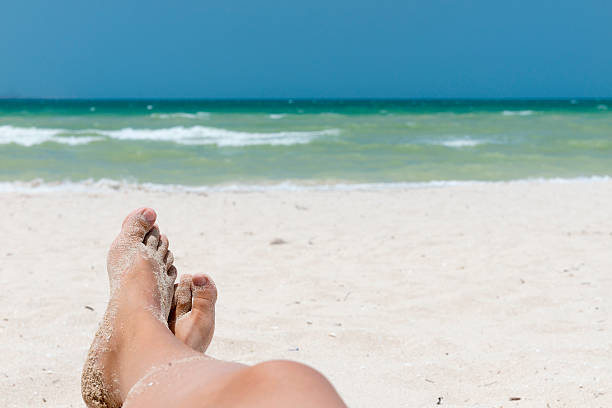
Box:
(1, 99), (611, 189)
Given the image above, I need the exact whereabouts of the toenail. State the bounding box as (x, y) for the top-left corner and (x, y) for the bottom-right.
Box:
(193, 275), (208, 286)
(142, 208), (156, 223)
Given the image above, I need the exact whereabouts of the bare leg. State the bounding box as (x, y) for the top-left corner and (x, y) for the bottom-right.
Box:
(82, 208), (346, 408)
(121, 268), (346, 408)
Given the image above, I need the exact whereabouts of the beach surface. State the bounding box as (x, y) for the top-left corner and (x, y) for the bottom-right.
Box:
(0, 180), (610, 407)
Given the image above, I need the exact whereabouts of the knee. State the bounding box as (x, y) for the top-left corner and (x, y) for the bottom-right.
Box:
(247, 360), (328, 388)
(231, 361), (345, 406)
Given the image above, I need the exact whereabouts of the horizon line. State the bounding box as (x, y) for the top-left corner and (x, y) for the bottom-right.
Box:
(1, 96), (612, 101)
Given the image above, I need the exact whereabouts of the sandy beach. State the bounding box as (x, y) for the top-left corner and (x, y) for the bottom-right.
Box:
(0, 180), (610, 407)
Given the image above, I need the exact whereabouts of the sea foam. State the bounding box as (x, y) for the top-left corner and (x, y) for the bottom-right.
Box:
(0, 125), (339, 147)
(502, 110), (534, 116)
(1, 176), (610, 194)
(98, 126), (339, 146)
(438, 139), (487, 148)
(426, 137), (489, 148)
(0, 126), (103, 146)
(151, 112), (211, 119)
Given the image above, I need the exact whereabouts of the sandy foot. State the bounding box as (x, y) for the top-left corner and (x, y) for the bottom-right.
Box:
(81, 208), (177, 408)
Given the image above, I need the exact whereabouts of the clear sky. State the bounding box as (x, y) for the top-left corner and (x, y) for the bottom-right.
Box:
(1, 0), (611, 98)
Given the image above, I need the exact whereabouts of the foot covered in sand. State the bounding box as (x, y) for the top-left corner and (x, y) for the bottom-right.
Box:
(169, 273), (217, 353)
(81, 208), (177, 408)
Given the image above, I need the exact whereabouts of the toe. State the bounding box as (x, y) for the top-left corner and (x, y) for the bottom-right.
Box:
(164, 250), (174, 271)
(169, 282), (179, 329)
(167, 265), (178, 282)
(191, 274), (217, 313)
(144, 225), (160, 249)
(174, 274), (193, 318)
(158, 234), (169, 255)
(121, 207), (157, 242)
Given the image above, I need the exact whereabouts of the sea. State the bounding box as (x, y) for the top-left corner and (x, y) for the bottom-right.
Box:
(1, 99), (611, 192)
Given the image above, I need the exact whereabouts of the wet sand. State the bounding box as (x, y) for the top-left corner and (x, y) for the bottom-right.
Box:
(0, 180), (611, 407)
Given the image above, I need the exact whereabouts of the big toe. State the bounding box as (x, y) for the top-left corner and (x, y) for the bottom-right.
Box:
(191, 274), (217, 314)
(121, 207), (157, 242)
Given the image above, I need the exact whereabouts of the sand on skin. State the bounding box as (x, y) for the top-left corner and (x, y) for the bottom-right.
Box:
(0, 180), (611, 407)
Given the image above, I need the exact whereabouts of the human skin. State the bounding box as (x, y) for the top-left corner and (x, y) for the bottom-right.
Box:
(82, 207), (347, 408)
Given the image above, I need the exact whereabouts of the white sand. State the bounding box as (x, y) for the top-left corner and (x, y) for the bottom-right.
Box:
(0, 180), (610, 407)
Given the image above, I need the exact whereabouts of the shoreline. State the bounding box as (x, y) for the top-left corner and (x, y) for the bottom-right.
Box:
(1, 175), (611, 193)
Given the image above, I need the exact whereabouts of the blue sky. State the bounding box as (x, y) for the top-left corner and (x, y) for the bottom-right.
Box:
(1, 0), (610, 98)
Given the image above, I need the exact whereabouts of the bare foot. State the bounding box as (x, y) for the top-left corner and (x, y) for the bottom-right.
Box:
(169, 274), (217, 353)
(106, 208), (175, 293)
(81, 208), (177, 408)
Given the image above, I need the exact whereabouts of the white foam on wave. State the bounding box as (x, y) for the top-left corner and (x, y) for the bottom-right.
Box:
(0, 126), (103, 146)
(151, 112), (211, 119)
(429, 137), (488, 148)
(1, 176), (610, 194)
(502, 110), (534, 116)
(0, 125), (339, 147)
(439, 139), (485, 148)
(268, 114), (285, 119)
(98, 126), (339, 146)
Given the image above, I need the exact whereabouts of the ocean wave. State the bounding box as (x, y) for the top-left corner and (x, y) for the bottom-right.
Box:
(430, 138), (488, 148)
(268, 114), (286, 119)
(98, 126), (339, 146)
(502, 110), (534, 116)
(1, 176), (610, 194)
(151, 112), (211, 119)
(0, 126), (103, 146)
(0, 125), (339, 147)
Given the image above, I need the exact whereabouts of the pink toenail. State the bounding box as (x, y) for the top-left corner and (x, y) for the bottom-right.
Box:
(193, 275), (208, 286)
(142, 208), (156, 223)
